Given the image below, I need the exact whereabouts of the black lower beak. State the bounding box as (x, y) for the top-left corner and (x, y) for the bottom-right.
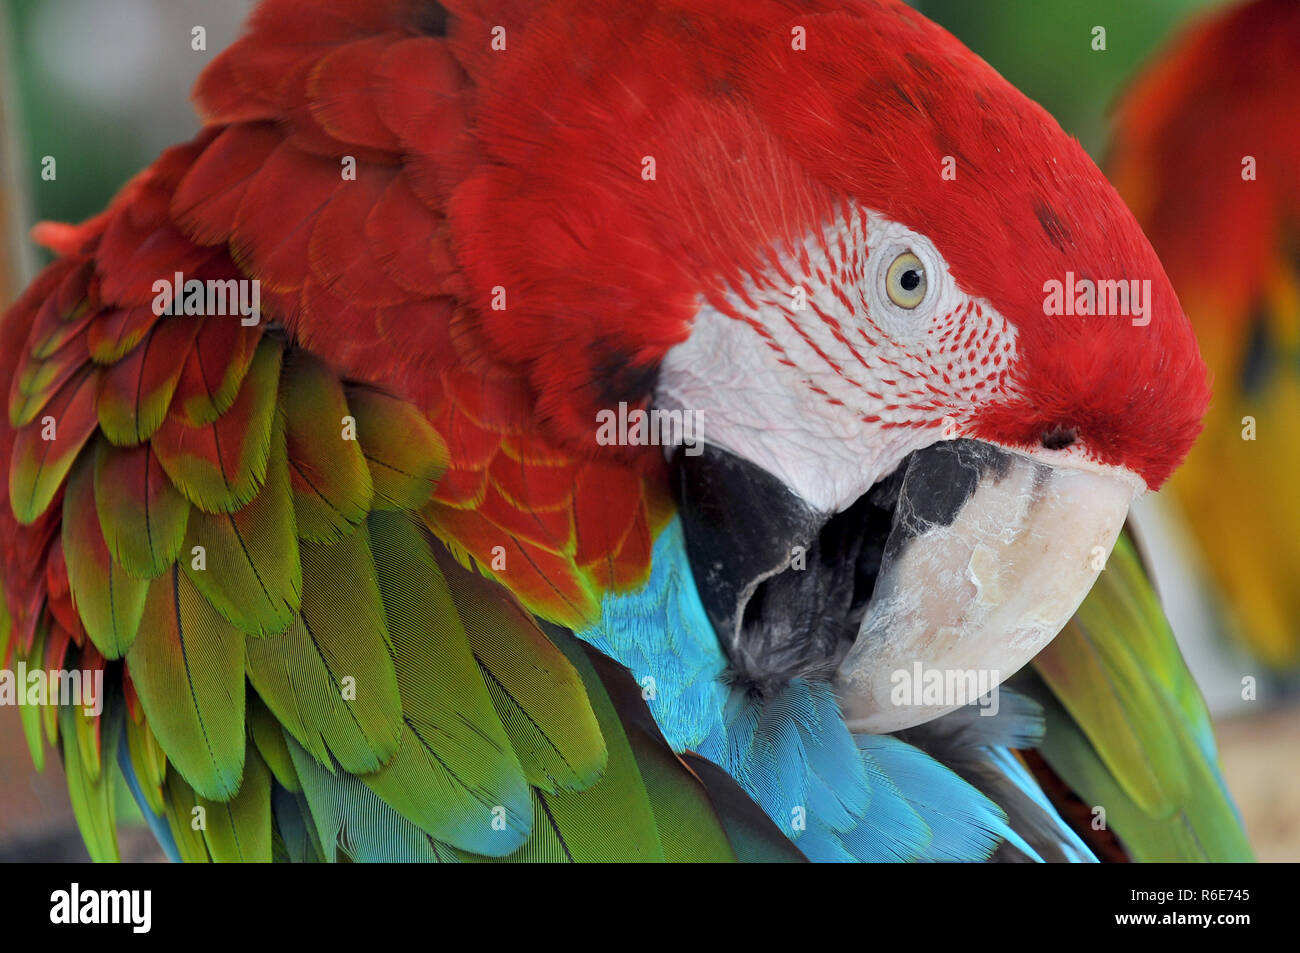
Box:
(672, 444), (894, 695)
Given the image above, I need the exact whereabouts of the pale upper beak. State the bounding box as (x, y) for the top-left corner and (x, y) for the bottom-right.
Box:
(834, 439), (1137, 732)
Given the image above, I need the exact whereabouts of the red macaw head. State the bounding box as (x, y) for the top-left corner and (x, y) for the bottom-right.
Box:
(450, 0), (1211, 728)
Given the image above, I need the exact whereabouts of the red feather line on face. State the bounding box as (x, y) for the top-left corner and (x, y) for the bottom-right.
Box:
(730, 6), (1208, 487)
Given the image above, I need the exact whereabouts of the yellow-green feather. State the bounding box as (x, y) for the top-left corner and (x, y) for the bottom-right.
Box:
(281, 350), (373, 542)
(249, 695), (300, 793)
(197, 744), (273, 862)
(182, 413), (301, 635)
(437, 547), (606, 794)
(1030, 531), (1254, 861)
(360, 511), (532, 855)
(163, 769), (213, 863)
(93, 439), (189, 580)
(125, 711), (167, 816)
(127, 565), (246, 800)
(347, 386), (445, 510)
(60, 703), (120, 863)
(63, 450), (148, 659)
(245, 526), (403, 774)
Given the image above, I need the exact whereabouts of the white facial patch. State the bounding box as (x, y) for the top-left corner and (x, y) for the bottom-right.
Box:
(655, 209), (1020, 514)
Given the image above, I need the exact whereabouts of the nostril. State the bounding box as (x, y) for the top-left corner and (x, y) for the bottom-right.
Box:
(1040, 426), (1078, 451)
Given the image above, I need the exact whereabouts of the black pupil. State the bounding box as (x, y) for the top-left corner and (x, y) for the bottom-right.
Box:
(900, 269), (921, 292)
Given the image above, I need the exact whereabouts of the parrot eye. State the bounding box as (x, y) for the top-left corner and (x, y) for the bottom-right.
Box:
(885, 251), (927, 309)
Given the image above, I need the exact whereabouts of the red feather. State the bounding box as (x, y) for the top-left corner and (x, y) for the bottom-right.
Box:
(171, 124), (282, 245)
(44, 537), (83, 642)
(308, 165), (411, 306)
(169, 314), (261, 427)
(572, 461), (642, 569)
(27, 260), (95, 360)
(365, 172), (453, 297)
(86, 304), (162, 366)
(231, 142), (344, 297)
(97, 317), (200, 445)
(308, 36), (406, 152)
(10, 365), (101, 524)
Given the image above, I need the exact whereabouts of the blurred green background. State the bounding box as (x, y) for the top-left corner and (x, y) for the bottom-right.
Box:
(1, 0), (1295, 861)
(920, 0), (1225, 154)
(3, 0), (252, 240)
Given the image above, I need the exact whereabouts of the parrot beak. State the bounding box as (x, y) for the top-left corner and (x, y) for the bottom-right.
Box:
(673, 438), (1139, 730)
(833, 439), (1138, 732)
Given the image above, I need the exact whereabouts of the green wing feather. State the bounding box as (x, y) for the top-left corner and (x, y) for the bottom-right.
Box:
(182, 412), (300, 635)
(1028, 530), (1254, 861)
(286, 735), (459, 863)
(346, 386), (445, 510)
(281, 350), (373, 542)
(479, 628), (799, 863)
(245, 526), (404, 774)
(248, 695), (300, 792)
(63, 448), (149, 659)
(21, 694), (46, 771)
(127, 564), (246, 800)
(72, 686), (102, 781)
(196, 745), (273, 862)
(437, 546), (607, 794)
(60, 701), (122, 863)
(571, 635), (806, 862)
(124, 705), (168, 816)
(17, 625), (47, 771)
(162, 769), (213, 863)
(479, 631), (668, 862)
(579, 647), (736, 862)
(360, 510), (533, 855)
(93, 439), (190, 580)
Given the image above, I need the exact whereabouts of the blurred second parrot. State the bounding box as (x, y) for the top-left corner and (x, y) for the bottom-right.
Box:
(1110, 0), (1300, 669)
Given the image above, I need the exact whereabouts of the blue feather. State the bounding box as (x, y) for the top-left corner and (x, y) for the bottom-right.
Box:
(116, 734), (180, 863)
(840, 749), (933, 861)
(802, 683), (872, 832)
(286, 736), (457, 862)
(983, 746), (1096, 862)
(858, 734), (1011, 861)
(576, 517), (728, 752)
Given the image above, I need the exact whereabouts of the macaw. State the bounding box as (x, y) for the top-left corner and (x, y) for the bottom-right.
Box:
(0, 0), (1252, 862)
(1110, 0), (1300, 670)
